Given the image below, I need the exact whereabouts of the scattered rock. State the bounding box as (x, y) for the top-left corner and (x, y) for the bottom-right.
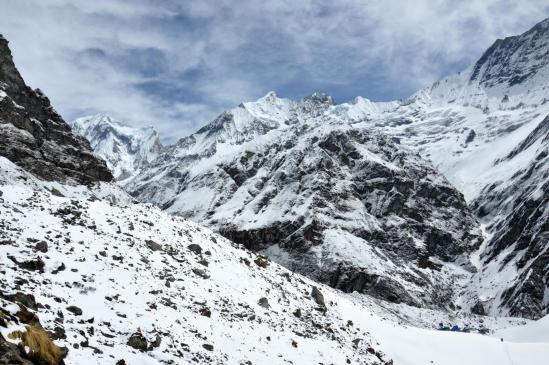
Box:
(199, 307), (211, 317)
(192, 268), (210, 279)
(8, 256), (45, 272)
(34, 241), (48, 253)
(66, 306), (82, 316)
(3, 292), (37, 310)
(187, 244), (202, 255)
(146, 240), (162, 251)
(52, 263), (66, 275)
(127, 331), (148, 351)
(202, 344), (214, 351)
(254, 256), (269, 268)
(258, 297), (269, 308)
(150, 334), (161, 349)
(311, 286), (326, 309)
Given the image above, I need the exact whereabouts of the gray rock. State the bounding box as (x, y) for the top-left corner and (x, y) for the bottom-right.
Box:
(258, 297), (269, 308)
(187, 244), (202, 255)
(0, 35), (112, 184)
(127, 331), (148, 351)
(146, 240), (162, 251)
(66, 306), (82, 316)
(311, 286), (326, 309)
(34, 241), (48, 253)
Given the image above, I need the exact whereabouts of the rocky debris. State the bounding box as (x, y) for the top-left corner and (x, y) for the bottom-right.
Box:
(464, 129), (476, 144)
(66, 306), (82, 316)
(199, 307), (211, 317)
(258, 297), (270, 308)
(8, 256), (45, 272)
(192, 268), (210, 279)
(471, 301), (486, 316)
(187, 244), (202, 255)
(34, 241), (48, 253)
(254, 256), (269, 268)
(1, 292), (37, 310)
(202, 344), (214, 351)
(52, 263), (66, 275)
(150, 334), (161, 349)
(145, 240), (162, 251)
(0, 35), (112, 184)
(127, 331), (148, 352)
(311, 287), (326, 310)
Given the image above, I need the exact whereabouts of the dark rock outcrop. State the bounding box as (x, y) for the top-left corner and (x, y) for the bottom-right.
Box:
(0, 35), (112, 184)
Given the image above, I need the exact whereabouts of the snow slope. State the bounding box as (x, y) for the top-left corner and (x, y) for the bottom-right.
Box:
(2, 156), (548, 365)
(0, 155), (547, 364)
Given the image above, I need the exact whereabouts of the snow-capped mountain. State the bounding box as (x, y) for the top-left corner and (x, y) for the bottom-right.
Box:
(70, 114), (162, 181)
(1, 20), (549, 365)
(340, 17), (549, 319)
(81, 17), (549, 320)
(123, 91), (483, 311)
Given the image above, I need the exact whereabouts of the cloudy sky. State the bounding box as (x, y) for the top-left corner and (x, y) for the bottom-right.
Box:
(1, 0), (548, 141)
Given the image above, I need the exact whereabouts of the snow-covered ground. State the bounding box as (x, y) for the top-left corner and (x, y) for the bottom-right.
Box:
(1, 156), (548, 365)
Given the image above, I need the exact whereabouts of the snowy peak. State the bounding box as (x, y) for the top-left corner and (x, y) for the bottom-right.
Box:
(71, 114), (162, 181)
(470, 17), (549, 90)
(410, 17), (549, 110)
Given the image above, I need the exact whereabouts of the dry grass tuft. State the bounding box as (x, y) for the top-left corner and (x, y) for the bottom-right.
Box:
(8, 325), (62, 365)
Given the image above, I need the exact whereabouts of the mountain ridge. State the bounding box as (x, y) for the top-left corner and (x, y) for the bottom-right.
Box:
(74, 17), (549, 319)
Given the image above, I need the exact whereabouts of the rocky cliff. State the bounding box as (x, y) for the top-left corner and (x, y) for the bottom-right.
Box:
(0, 35), (112, 184)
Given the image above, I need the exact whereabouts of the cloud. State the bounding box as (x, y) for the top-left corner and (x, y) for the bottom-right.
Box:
(0, 0), (548, 141)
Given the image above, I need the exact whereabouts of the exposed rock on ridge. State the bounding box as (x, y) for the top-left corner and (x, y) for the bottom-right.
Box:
(0, 35), (112, 184)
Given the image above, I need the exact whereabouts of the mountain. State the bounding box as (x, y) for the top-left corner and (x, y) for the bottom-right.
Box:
(0, 35), (111, 184)
(121, 92), (484, 311)
(1, 23), (549, 365)
(70, 114), (162, 181)
(3, 154), (548, 365)
(341, 17), (549, 319)
(83, 17), (549, 319)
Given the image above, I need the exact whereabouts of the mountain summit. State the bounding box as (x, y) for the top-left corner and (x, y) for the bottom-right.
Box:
(71, 114), (162, 181)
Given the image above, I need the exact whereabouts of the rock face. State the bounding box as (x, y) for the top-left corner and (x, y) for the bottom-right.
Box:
(340, 18), (549, 319)
(0, 35), (112, 184)
(70, 114), (162, 181)
(122, 92), (482, 309)
(470, 114), (549, 319)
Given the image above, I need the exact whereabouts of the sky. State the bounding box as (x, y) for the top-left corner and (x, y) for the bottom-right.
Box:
(1, 0), (548, 141)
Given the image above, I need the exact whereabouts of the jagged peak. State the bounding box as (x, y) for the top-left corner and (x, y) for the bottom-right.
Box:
(303, 91), (335, 105)
(72, 113), (158, 137)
